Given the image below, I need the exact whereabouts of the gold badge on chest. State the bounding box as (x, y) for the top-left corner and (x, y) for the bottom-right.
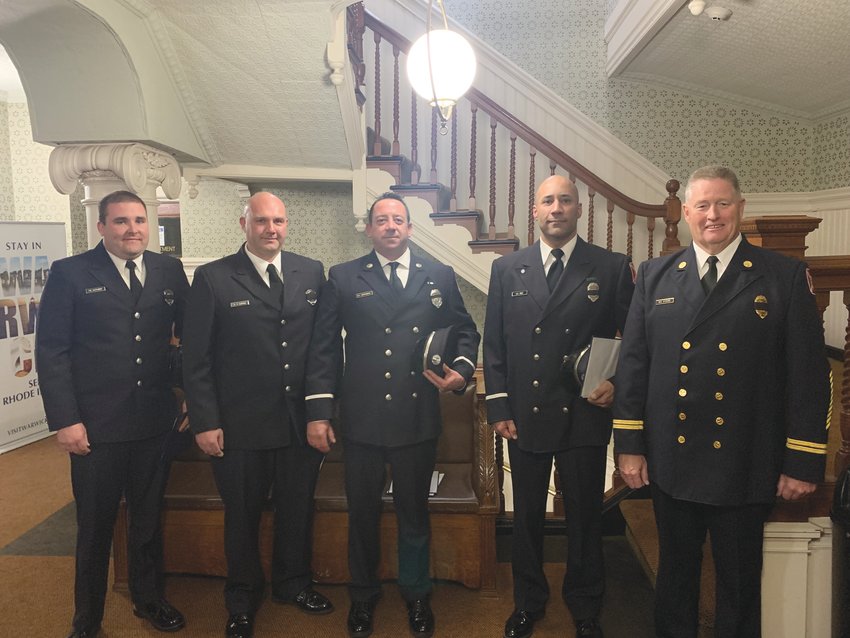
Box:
(754, 294), (768, 319)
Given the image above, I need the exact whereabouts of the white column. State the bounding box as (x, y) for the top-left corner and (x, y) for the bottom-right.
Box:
(48, 143), (182, 252)
(762, 519), (832, 638)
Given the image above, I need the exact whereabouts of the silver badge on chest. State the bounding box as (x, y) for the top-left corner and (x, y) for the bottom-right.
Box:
(430, 288), (443, 308)
(586, 281), (599, 303)
(305, 288), (318, 306)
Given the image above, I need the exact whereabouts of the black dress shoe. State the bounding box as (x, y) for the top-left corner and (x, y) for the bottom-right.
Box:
(406, 598), (435, 637)
(226, 613), (254, 638)
(347, 600), (376, 638)
(504, 609), (542, 638)
(66, 627), (100, 638)
(273, 585), (334, 615)
(576, 617), (604, 637)
(133, 599), (186, 632)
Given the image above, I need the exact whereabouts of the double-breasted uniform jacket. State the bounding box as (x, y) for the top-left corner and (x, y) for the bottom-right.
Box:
(182, 246), (325, 450)
(37, 242), (188, 442)
(306, 251), (480, 447)
(484, 238), (634, 452)
(613, 239), (831, 506)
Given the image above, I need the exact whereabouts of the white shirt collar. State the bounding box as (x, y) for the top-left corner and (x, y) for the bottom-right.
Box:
(244, 244), (282, 286)
(692, 233), (742, 279)
(539, 235), (578, 268)
(104, 246), (145, 287)
(375, 247), (411, 271)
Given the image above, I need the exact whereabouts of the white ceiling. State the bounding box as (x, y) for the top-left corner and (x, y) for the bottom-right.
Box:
(611, 0), (850, 120)
(1, 0), (848, 171)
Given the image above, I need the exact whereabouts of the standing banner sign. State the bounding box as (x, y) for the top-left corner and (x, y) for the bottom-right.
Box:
(0, 222), (66, 453)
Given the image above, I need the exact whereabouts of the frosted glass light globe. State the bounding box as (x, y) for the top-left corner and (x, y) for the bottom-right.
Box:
(406, 29), (476, 111)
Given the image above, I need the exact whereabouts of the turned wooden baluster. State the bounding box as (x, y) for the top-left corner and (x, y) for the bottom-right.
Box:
(372, 32), (382, 156)
(450, 113), (458, 210)
(488, 118), (497, 240)
(507, 134), (516, 240)
(626, 212), (635, 262)
(430, 107), (438, 184)
(553, 466), (564, 517)
(410, 91), (419, 185)
(391, 45), (400, 156)
(606, 199), (615, 251)
(468, 105), (478, 210)
(647, 217), (656, 258)
(663, 179), (682, 255)
(550, 161), (556, 176)
(586, 186), (596, 246)
(495, 433), (505, 515)
(527, 148), (536, 246)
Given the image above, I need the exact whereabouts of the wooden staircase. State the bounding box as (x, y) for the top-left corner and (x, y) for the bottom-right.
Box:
(349, 3), (684, 290)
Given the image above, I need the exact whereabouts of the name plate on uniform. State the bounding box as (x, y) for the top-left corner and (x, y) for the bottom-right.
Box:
(355, 290), (374, 299)
(229, 300), (250, 308)
(85, 286), (107, 294)
(655, 297), (675, 305)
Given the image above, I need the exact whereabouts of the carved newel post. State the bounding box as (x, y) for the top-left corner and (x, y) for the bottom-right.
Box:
(48, 143), (182, 252)
(739, 215), (822, 260)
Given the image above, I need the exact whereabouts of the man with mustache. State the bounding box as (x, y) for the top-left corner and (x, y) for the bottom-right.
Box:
(614, 166), (831, 637)
(484, 175), (634, 638)
(183, 192), (331, 638)
(305, 192), (480, 638)
(37, 190), (189, 637)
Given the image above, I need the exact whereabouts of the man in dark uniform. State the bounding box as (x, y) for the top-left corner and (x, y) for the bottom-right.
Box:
(484, 175), (633, 638)
(614, 166), (831, 638)
(182, 192), (331, 638)
(37, 190), (189, 638)
(305, 192), (480, 638)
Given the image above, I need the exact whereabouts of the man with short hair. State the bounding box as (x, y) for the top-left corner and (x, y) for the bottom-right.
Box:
(37, 190), (189, 638)
(182, 191), (331, 638)
(484, 175), (633, 638)
(305, 192), (480, 638)
(614, 166), (831, 637)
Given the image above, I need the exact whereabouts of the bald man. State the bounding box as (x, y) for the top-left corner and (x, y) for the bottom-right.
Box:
(183, 192), (332, 638)
(483, 175), (634, 638)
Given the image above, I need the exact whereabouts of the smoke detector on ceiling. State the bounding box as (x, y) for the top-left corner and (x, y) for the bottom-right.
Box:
(705, 5), (733, 20)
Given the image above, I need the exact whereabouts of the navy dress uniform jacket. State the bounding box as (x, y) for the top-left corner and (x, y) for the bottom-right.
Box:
(613, 239), (831, 506)
(37, 242), (188, 442)
(306, 251), (479, 447)
(484, 239), (634, 452)
(182, 247), (325, 450)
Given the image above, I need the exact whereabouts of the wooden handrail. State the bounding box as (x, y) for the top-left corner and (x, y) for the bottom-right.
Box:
(363, 10), (682, 255)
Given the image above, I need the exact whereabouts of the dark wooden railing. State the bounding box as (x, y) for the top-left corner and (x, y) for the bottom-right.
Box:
(352, 7), (682, 263)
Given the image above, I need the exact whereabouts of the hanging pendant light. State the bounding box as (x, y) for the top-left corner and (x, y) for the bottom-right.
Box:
(406, 0), (476, 134)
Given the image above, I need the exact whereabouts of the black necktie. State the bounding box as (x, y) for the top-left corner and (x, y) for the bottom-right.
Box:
(389, 262), (404, 294)
(701, 255), (719, 296)
(546, 248), (564, 293)
(126, 260), (142, 304)
(267, 263), (284, 302)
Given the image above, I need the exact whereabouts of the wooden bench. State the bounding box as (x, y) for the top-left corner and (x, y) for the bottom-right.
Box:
(113, 382), (498, 594)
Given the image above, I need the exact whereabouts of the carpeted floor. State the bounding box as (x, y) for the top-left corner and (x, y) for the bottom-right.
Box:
(2, 437), (664, 637)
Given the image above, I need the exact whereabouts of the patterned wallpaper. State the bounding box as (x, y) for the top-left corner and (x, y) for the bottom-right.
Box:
(0, 101), (14, 220)
(448, 0), (850, 192)
(179, 178), (246, 258)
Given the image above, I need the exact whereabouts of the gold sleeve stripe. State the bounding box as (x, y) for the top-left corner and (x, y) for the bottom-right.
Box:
(786, 439), (828, 455)
(613, 419), (644, 430)
(826, 369), (833, 431)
